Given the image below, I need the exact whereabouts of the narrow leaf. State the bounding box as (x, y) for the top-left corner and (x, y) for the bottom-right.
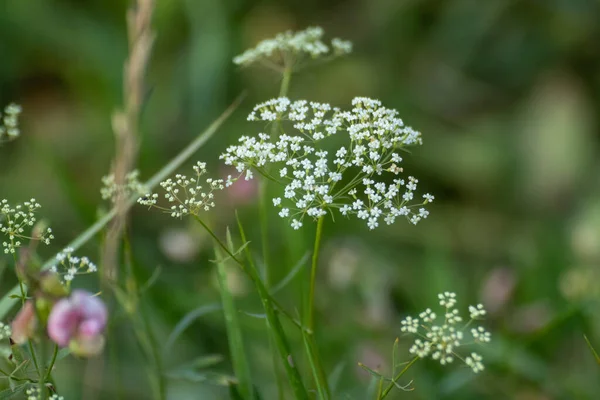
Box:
(165, 303), (221, 351)
(584, 335), (600, 366)
(215, 244), (254, 400)
(270, 252), (310, 296)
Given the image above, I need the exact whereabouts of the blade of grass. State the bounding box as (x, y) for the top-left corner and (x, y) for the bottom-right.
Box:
(215, 243), (254, 400)
(302, 330), (330, 400)
(0, 93), (245, 320)
(165, 303), (222, 352)
(584, 335), (600, 366)
(270, 252), (310, 296)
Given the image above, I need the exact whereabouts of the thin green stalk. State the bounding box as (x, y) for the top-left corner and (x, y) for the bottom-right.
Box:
(380, 356), (419, 399)
(0, 94), (245, 321)
(44, 344), (58, 383)
(258, 179), (271, 287)
(307, 216), (324, 331)
(215, 245), (254, 400)
(279, 67), (292, 98)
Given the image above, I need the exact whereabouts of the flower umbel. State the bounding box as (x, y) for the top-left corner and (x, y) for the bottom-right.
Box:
(401, 292), (491, 373)
(50, 248), (98, 286)
(221, 97), (433, 230)
(0, 103), (22, 142)
(138, 162), (226, 218)
(233, 26), (352, 69)
(0, 198), (54, 254)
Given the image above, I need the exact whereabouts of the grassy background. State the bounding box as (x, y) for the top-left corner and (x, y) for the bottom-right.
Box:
(1, 0), (600, 398)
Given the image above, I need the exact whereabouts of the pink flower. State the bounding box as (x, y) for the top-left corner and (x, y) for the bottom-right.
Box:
(47, 290), (107, 356)
(11, 301), (37, 344)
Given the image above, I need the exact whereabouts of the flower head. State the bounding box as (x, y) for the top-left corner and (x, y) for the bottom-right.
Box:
(400, 292), (491, 373)
(50, 248), (97, 286)
(0, 103), (22, 142)
(220, 97), (432, 230)
(233, 26), (352, 69)
(0, 198), (54, 254)
(137, 162), (226, 218)
(47, 290), (108, 356)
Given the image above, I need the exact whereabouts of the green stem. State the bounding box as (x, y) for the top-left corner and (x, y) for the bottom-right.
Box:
(307, 216), (324, 331)
(279, 67), (292, 98)
(258, 179), (271, 287)
(44, 344), (58, 386)
(380, 356), (419, 399)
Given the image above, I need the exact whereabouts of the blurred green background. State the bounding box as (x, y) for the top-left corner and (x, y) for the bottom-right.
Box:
(2, 0), (600, 399)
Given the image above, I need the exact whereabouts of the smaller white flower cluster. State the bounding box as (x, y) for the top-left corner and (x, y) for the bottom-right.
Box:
(0, 321), (11, 340)
(101, 170), (147, 202)
(0, 199), (54, 254)
(26, 387), (64, 400)
(138, 162), (225, 218)
(0, 103), (22, 142)
(233, 26), (352, 68)
(400, 292), (491, 374)
(50, 247), (97, 285)
(221, 97), (432, 230)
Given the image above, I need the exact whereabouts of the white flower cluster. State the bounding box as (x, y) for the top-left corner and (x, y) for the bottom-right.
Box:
(233, 26), (352, 68)
(0, 321), (11, 340)
(138, 162), (225, 218)
(0, 199), (54, 254)
(400, 292), (491, 373)
(101, 170), (147, 202)
(26, 387), (64, 400)
(0, 103), (22, 142)
(50, 247), (97, 285)
(220, 97), (433, 230)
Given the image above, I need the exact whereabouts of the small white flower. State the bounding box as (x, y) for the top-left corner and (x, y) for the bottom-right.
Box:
(469, 304), (487, 319)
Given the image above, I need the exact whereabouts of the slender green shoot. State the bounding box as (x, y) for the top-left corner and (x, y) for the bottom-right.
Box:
(215, 241), (254, 400)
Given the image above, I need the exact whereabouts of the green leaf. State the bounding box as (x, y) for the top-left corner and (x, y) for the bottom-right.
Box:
(584, 335), (600, 366)
(270, 252), (310, 296)
(165, 303), (221, 351)
(215, 242), (254, 400)
(165, 369), (236, 386)
(9, 344), (27, 366)
(357, 363), (384, 380)
(0, 382), (26, 399)
(327, 362), (345, 395)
